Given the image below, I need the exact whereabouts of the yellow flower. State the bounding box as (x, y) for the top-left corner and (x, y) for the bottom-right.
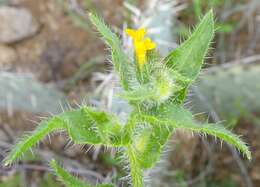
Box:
(125, 28), (156, 68)
(125, 28), (146, 42)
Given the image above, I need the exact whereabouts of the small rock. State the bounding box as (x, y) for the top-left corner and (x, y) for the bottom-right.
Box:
(0, 6), (39, 44)
(0, 45), (17, 66)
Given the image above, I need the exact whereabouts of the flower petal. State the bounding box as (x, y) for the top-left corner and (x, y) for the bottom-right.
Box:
(125, 29), (136, 38)
(144, 38), (156, 50)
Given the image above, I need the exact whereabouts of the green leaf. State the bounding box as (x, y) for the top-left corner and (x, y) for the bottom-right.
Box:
(89, 13), (136, 90)
(50, 160), (91, 187)
(120, 67), (176, 105)
(119, 84), (154, 102)
(164, 10), (214, 85)
(174, 122), (251, 160)
(51, 160), (115, 187)
(138, 104), (251, 160)
(63, 107), (127, 146)
(125, 113), (173, 184)
(126, 104), (193, 170)
(4, 107), (128, 165)
(4, 118), (65, 166)
(133, 124), (173, 169)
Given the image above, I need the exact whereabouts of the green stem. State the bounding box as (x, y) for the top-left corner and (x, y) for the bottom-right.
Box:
(126, 145), (143, 187)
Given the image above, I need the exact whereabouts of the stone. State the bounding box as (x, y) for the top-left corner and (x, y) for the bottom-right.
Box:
(0, 45), (17, 66)
(0, 6), (39, 44)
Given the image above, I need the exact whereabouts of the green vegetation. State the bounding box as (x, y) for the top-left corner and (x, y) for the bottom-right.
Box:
(4, 10), (250, 187)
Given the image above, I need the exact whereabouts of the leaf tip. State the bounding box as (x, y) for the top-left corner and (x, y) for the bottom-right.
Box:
(208, 9), (214, 15)
(246, 150), (252, 160)
(3, 154), (14, 167)
(3, 160), (10, 167)
(205, 9), (214, 24)
(50, 159), (61, 174)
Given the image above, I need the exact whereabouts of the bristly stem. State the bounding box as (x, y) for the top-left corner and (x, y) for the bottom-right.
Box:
(126, 145), (143, 187)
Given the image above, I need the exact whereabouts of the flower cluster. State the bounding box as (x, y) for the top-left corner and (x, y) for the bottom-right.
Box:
(126, 28), (156, 68)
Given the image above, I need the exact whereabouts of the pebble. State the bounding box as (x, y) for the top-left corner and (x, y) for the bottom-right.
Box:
(0, 6), (39, 44)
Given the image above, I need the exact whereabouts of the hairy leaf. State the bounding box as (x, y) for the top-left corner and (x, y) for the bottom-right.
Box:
(89, 13), (136, 90)
(164, 10), (214, 86)
(50, 160), (91, 187)
(50, 160), (115, 187)
(63, 107), (127, 146)
(4, 107), (128, 165)
(4, 118), (65, 166)
(134, 124), (173, 169)
(138, 104), (251, 160)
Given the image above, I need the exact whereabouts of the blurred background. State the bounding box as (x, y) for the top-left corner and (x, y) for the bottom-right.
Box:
(0, 0), (259, 186)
